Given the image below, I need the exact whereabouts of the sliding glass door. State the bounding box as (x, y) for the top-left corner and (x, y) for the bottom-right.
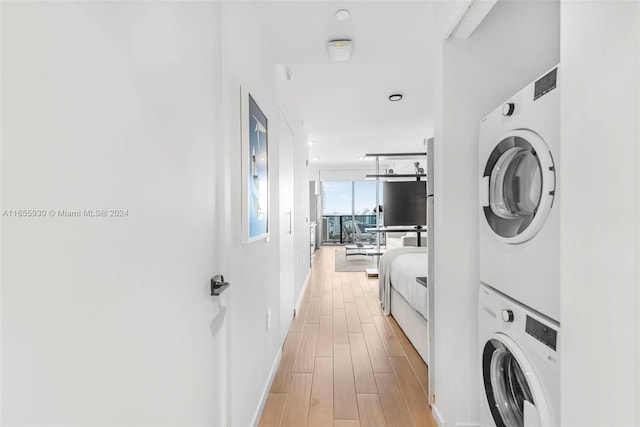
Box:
(321, 180), (381, 244)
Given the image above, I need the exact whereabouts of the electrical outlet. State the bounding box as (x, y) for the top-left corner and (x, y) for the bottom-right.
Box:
(266, 309), (272, 330)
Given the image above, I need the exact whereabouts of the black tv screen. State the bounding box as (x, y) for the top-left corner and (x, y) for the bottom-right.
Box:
(383, 181), (427, 227)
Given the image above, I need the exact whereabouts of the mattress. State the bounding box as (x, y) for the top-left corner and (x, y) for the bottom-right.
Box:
(389, 252), (428, 318)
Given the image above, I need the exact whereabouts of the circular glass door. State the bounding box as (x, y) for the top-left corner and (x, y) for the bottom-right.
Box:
(481, 130), (556, 244)
(482, 338), (535, 427)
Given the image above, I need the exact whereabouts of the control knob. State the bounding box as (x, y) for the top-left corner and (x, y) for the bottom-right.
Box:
(502, 102), (515, 116)
(502, 309), (514, 323)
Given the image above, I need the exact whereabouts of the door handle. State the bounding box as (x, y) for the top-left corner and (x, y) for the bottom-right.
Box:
(288, 211), (292, 234)
(211, 274), (230, 296)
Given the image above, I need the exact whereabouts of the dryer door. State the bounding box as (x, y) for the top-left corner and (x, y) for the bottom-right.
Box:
(480, 129), (556, 244)
(482, 334), (551, 427)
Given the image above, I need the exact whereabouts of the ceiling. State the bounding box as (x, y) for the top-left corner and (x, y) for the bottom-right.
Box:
(255, 1), (439, 167)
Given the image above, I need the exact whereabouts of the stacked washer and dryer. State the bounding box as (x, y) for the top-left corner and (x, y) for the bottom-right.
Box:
(478, 66), (560, 427)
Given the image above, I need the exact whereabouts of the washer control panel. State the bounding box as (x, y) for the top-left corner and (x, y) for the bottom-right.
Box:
(525, 315), (557, 350)
(481, 284), (559, 355)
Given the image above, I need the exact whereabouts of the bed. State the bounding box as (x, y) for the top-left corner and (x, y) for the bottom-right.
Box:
(378, 247), (429, 364)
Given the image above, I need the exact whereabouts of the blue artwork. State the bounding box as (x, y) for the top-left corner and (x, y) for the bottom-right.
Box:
(248, 94), (268, 239)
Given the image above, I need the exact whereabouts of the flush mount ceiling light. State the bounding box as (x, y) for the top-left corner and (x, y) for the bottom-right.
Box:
(312, 157), (319, 161)
(308, 140), (315, 145)
(335, 9), (350, 21)
(328, 40), (353, 62)
(388, 93), (403, 102)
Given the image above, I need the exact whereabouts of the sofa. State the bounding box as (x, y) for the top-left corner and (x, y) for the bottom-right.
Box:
(385, 231), (427, 249)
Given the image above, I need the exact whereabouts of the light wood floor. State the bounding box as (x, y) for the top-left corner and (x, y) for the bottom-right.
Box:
(258, 246), (437, 427)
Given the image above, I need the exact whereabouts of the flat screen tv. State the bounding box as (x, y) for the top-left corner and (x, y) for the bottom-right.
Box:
(383, 180), (427, 227)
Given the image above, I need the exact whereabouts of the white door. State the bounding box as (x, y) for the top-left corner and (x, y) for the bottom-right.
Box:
(212, 4), (231, 423)
(480, 130), (556, 244)
(279, 111), (295, 344)
(1, 2), (230, 425)
(212, 93), (229, 426)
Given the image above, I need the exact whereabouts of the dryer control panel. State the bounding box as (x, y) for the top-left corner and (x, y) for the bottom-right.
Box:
(534, 67), (558, 100)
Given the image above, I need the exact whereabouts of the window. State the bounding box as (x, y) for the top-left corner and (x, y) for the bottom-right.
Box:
(321, 181), (352, 216)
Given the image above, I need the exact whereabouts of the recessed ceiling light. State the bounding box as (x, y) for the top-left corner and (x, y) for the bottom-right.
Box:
(308, 140), (315, 145)
(358, 156), (366, 160)
(335, 9), (350, 21)
(312, 157), (319, 161)
(389, 93), (403, 102)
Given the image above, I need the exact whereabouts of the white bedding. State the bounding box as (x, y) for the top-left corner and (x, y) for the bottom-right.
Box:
(378, 247), (427, 316)
(389, 253), (428, 318)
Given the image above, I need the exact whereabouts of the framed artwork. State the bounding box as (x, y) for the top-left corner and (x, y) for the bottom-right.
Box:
(241, 88), (269, 243)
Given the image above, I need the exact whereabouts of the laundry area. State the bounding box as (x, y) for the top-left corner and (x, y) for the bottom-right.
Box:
(478, 67), (560, 426)
(1, 1), (639, 427)
(433, 1), (638, 426)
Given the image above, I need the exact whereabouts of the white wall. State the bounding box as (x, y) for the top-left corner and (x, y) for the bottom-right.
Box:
(1, 2), (228, 425)
(322, 168), (376, 182)
(220, 3), (308, 425)
(560, 2), (640, 425)
(276, 66), (311, 313)
(432, 1), (559, 425)
(310, 165), (374, 183)
(220, 4), (281, 426)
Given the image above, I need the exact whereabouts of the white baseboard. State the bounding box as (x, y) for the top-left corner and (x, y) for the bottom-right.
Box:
(251, 269), (310, 425)
(429, 404), (479, 427)
(432, 404), (444, 427)
(251, 347), (283, 427)
(295, 270), (311, 314)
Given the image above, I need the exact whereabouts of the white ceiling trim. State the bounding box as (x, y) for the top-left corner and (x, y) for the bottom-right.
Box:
(446, 0), (498, 39)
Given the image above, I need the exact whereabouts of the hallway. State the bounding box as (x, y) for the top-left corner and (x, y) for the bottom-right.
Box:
(258, 246), (436, 427)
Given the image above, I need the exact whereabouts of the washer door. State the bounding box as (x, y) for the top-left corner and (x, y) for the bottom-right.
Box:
(482, 334), (550, 427)
(480, 129), (556, 244)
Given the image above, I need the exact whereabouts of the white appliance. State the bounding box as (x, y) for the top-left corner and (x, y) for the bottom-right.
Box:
(479, 66), (560, 322)
(479, 284), (559, 427)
